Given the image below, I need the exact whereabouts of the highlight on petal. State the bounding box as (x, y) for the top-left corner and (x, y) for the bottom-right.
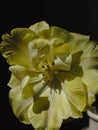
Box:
(1, 21), (98, 130)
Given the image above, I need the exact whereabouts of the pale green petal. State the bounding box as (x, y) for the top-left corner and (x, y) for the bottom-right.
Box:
(8, 74), (20, 88)
(63, 77), (87, 111)
(81, 41), (97, 58)
(9, 87), (33, 124)
(9, 65), (27, 80)
(27, 86), (82, 130)
(80, 41), (98, 70)
(53, 41), (72, 56)
(54, 55), (72, 71)
(20, 76), (35, 99)
(27, 88), (51, 130)
(70, 32), (89, 54)
(70, 32), (89, 42)
(70, 33), (98, 71)
(49, 38), (64, 46)
(28, 104), (48, 130)
(82, 69), (98, 105)
(27, 39), (51, 71)
(22, 74), (46, 99)
(29, 21), (49, 34)
(47, 39), (72, 66)
(22, 82), (35, 99)
(71, 51), (83, 77)
(9, 87), (22, 114)
(80, 57), (98, 70)
(49, 26), (73, 42)
(46, 89), (82, 130)
(56, 51), (83, 81)
(1, 28), (36, 69)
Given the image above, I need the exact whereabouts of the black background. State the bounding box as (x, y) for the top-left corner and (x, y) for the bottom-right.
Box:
(1, 0), (98, 129)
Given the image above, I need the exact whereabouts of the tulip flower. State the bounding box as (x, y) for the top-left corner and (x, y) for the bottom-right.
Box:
(1, 21), (98, 130)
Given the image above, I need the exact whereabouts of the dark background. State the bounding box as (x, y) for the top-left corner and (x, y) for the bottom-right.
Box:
(1, 0), (98, 129)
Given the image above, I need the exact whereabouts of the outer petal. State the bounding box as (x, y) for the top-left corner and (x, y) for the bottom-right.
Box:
(9, 86), (33, 124)
(8, 74), (20, 88)
(82, 69), (98, 105)
(80, 41), (98, 70)
(9, 74), (34, 121)
(9, 65), (27, 80)
(27, 82), (83, 130)
(1, 28), (36, 69)
(62, 77), (87, 112)
(70, 32), (89, 55)
(49, 26), (73, 42)
(29, 21), (49, 34)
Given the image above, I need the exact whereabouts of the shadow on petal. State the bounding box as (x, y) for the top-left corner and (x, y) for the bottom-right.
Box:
(33, 97), (50, 114)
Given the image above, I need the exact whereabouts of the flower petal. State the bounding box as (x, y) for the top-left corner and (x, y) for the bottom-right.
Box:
(1, 28), (36, 69)
(49, 26), (73, 42)
(54, 55), (72, 71)
(82, 69), (98, 105)
(62, 77), (87, 111)
(9, 65), (27, 80)
(29, 21), (49, 34)
(9, 86), (33, 124)
(8, 74), (20, 88)
(27, 86), (82, 130)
